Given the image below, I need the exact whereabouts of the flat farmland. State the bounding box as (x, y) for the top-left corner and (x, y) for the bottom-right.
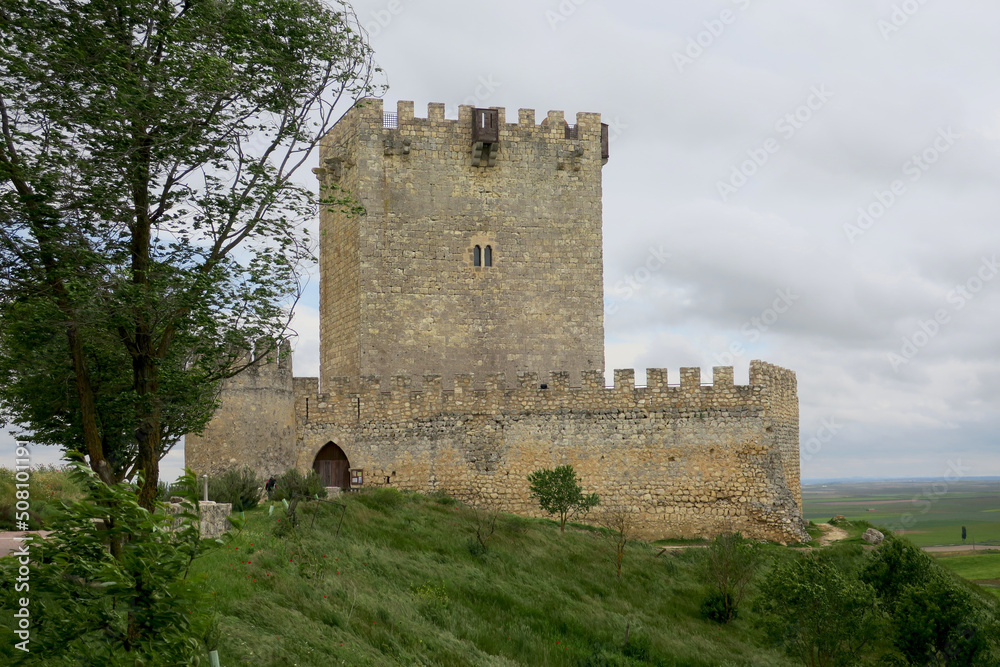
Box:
(802, 479), (1000, 548)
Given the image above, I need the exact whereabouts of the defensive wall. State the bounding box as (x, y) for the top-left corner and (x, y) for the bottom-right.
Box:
(184, 344), (297, 478)
(291, 359), (807, 544)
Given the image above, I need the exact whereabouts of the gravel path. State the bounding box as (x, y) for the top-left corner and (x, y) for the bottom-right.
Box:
(0, 531), (51, 558)
(922, 544), (1000, 554)
(816, 523), (849, 546)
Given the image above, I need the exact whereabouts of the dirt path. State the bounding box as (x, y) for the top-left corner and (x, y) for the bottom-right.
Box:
(922, 544), (1000, 554)
(816, 523), (849, 546)
(0, 531), (50, 558)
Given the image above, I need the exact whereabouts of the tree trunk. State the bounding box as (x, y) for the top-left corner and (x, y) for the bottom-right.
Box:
(65, 325), (114, 485)
(132, 343), (161, 511)
(129, 124), (160, 512)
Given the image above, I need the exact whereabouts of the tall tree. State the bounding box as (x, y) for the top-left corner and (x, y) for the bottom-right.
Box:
(0, 0), (381, 507)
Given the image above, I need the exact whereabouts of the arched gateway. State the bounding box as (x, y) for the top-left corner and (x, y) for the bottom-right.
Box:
(313, 442), (350, 489)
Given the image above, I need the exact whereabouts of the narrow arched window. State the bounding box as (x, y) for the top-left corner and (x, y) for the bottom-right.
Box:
(484, 245), (492, 267)
(473, 245), (482, 267)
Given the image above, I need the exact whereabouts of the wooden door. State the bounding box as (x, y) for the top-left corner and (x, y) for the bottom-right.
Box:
(331, 460), (349, 488)
(317, 460), (334, 487)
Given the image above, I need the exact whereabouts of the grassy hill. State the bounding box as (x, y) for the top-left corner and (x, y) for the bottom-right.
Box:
(192, 489), (803, 666)
(5, 470), (1000, 665)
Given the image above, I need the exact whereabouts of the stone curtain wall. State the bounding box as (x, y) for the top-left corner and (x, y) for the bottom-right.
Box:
(316, 99), (606, 390)
(295, 361), (808, 543)
(185, 343), (297, 478)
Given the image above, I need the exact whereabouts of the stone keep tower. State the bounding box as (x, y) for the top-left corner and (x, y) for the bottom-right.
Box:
(314, 99), (609, 389)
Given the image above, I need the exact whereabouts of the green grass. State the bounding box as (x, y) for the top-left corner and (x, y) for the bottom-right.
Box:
(935, 552), (1000, 582)
(192, 490), (801, 666)
(803, 480), (1000, 547)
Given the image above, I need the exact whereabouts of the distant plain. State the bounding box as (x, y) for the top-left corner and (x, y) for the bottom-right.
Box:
(802, 479), (1000, 548)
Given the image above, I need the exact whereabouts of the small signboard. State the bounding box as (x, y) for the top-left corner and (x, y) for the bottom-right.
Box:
(349, 468), (364, 489)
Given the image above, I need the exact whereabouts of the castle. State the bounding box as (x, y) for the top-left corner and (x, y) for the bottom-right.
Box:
(186, 99), (809, 543)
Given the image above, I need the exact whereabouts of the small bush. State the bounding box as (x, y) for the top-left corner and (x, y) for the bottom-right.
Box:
(272, 468), (327, 502)
(892, 569), (989, 664)
(527, 464), (599, 532)
(701, 592), (738, 623)
(756, 553), (886, 666)
(0, 501), (43, 530)
(466, 537), (488, 558)
(860, 536), (933, 606)
(701, 532), (761, 623)
(208, 467), (263, 511)
(429, 490), (458, 506)
(0, 465), (83, 529)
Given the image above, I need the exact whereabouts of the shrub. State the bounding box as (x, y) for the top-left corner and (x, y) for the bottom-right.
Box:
(430, 490), (458, 506)
(466, 537), (489, 558)
(861, 537), (998, 664)
(701, 532), (761, 623)
(0, 463), (215, 665)
(208, 467), (263, 511)
(272, 468), (327, 502)
(0, 501), (42, 530)
(892, 570), (989, 665)
(0, 465), (83, 530)
(526, 464), (599, 532)
(597, 504), (637, 580)
(465, 492), (504, 554)
(756, 553), (887, 665)
(701, 592), (738, 623)
(860, 536), (934, 606)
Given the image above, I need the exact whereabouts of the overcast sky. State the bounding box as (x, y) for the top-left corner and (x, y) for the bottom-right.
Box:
(5, 0), (999, 484)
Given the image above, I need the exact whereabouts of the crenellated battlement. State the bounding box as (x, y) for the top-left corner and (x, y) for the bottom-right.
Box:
(317, 99), (608, 172)
(218, 339), (293, 389)
(293, 361), (795, 426)
(358, 98), (604, 135)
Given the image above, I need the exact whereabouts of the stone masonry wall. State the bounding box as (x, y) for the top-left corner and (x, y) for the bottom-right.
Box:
(185, 343), (297, 478)
(316, 99), (606, 390)
(294, 361), (808, 543)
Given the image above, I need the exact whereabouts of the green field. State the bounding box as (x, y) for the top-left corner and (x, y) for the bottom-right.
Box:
(803, 479), (1000, 548)
(935, 552), (1000, 597)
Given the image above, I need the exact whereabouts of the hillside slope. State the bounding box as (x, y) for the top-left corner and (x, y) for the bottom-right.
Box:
(193, 490), (800, 666)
